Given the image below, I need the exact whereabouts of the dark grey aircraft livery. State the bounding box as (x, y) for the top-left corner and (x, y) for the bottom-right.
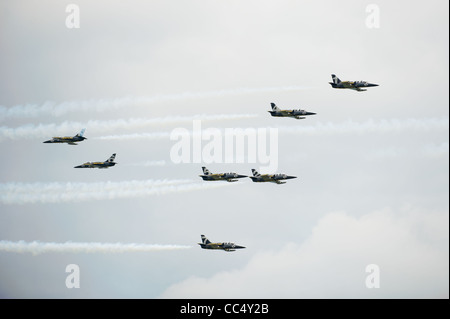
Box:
(199, 167), (247, 182)
(249, 169), (297, 184)
(329, 74), (379, 92)
(269, 103), (316, 119)
(74, 153), (117, 169)
(198, 235), (245, 252)
(43, 128), (87, 145)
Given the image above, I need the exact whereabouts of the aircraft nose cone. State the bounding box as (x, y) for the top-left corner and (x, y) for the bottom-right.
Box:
(286, 176), (297, 180)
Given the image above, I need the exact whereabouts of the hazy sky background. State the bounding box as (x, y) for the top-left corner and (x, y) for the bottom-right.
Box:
(0, 0), (448, 298)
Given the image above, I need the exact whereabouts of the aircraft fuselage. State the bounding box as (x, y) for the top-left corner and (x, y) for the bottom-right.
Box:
(199, 242), (245, 252)
(269, 110), (316, 119)
(200, 172), (247, 182)
(43, 136), (86, 145)
(74, 162), (116, 169)
(249, 173), (297, 184)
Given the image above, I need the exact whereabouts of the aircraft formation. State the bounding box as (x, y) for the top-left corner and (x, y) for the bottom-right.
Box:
(199, 167), (297, 184)
(42, 74), (378, 251)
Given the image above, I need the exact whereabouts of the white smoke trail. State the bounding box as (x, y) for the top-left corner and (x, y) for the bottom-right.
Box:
(274, 117), (449, 135)
(96, 117), (449, 141)
(0, 240), (191, 255)
(0, 179), (236, 205)
(96, 132), (171, 141)
(0, 113), (258, 141)
(0, 86), (307, 121)
(125, 160), (166, 167)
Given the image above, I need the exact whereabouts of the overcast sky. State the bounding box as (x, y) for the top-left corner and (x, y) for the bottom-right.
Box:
(0, 0), (448, 298)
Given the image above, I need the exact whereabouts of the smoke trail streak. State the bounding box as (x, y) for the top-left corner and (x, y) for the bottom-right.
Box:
(0, 113), (258, 141)
(0, 180), (235, 205)
(274, 117), (449, 135)
(0, 86), (307, 120)
(97, 132), (170, 140)
(96, 117), (449, 141)
(125, 160), (166, 167)
(0, 240), (191, 255)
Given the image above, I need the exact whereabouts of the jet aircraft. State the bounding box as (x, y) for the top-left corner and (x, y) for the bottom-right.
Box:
(43, 129), (87, 145)
(249, 169), (297, 184)
(74, 153), (117, 169)
(329, 74), (379, 91)
(199, 167), (247, 182)
(198, 235), (245, 252)
(268, 103), (316, 119)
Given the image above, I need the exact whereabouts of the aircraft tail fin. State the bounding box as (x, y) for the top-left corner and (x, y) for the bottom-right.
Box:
(76, 128), (86, 137)
(270, 103), (280, 111)
(251, 169), (261, 177)
(107, 153), (116, 162)
(331, 74), (341, 84)
(202, 167), (211, 175)
(201, 235), (211, 245)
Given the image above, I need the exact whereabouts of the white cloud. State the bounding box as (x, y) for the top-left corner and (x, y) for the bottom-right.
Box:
(161, 207), (449, 298)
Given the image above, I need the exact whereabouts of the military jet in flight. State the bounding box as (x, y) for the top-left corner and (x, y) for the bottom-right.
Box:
(74, 153), (117, 169)
(268, 103), (316, 119)
(43, 129), (87, 145)
(249, 169), (297, 184)
(199, 167), (247, 182)
(198, 235), (245, 252)
(329, 74), (379, 92)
